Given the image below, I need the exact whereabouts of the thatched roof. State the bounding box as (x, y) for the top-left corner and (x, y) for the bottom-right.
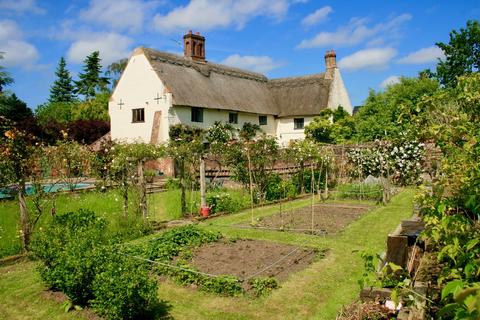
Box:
(142, 48), (332, 117)
(269, 74), (331, 117)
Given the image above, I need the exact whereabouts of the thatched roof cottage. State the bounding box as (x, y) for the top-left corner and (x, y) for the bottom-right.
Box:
(109, 31), (352, 146)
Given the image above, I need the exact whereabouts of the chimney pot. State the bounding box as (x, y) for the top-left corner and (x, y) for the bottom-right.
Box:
(325, 49), (337, 69)
(183, 31), (206, 62)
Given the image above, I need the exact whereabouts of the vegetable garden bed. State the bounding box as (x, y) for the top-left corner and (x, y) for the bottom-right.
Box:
(236, 203), (373, 235)
(190, 239), (320, 289)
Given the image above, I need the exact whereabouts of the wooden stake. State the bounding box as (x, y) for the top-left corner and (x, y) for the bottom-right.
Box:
(311, 163), (315, 233)
(247, 147), (254, 225)
(200, 157), (206, 208)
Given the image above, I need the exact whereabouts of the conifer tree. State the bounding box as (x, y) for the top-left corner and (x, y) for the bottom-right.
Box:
(49, 57), (75, 103)
(0, 52), (14, 94)
(74, 51), (110, 100)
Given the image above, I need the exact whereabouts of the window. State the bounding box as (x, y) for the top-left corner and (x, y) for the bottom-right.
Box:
(294, 118), (304, 130)
(259, 115), (267, 125)
(191, 107), (203, 122)
(132, 108), (145, 123)
(229, 112), (238, 124)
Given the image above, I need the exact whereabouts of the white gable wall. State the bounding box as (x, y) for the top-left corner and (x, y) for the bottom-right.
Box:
(109, 52), (171, 143)
(327, 68), (353, 114)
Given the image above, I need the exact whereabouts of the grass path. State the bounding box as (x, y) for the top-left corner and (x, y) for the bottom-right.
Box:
(0, 189), (414, 320)
(155, 189), (414, 319)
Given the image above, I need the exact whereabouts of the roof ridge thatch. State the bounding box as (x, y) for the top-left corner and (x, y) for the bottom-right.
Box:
(138, 47), (334, 117)
(269, 73), (330, 88)
(143, 48), (267, 82)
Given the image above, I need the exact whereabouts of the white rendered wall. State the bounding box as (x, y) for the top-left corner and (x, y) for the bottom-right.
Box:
(276, 116), (313, 146)
(109, 52), (171, 143)
(169, 106), (277, 137)
(327, 68), (353, 114)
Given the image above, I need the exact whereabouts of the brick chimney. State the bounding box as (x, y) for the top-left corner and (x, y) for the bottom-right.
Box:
(183, 30), (205, 62)
(324, 50), (337, 69)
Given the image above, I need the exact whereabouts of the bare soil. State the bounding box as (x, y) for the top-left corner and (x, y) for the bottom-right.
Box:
(190, 239), (320, 283)
(239, 203), (373, 235)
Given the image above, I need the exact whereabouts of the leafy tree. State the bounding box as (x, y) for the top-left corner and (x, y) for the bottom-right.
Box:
(0, 126), (44, 250)
(107, 143), (164, 219)
(36, 101), (74, 125)
(75, 51), (110, 100)
(436, 20), (480, 87)
(353, 77), (440, 141)
(0, 52), (14, 93)
(305, 115), (335, 144)
(168, 124), (205, 215)
(49, 57), (76, 103)
(0, 93), (33, 122)
(72, 92), (110, 121)
(106, 58), (128, 89)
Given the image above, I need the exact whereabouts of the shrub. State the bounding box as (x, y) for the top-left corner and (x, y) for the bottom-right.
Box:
(207, 192), (245, 214)
(265, 174), (297, 201)
(31, 209), (110, 304)
(141, 225), (221, 261)
(249, 277), (279, 297)
(201, 275), (243, 296)
(164, 177), (180, 190)
(91, 250), (159, 320)
(32, 209), (161, 319)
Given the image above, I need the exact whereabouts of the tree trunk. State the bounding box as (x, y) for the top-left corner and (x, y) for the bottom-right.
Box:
(179, 159), (187, 215)
(247, 148), (255, 225)
(299, 161), (305, 194)
(18, 180), (30, 251)
(122, 172), (129, 218)
(138, 160), (147, 220)
(200, 157), (206, 208)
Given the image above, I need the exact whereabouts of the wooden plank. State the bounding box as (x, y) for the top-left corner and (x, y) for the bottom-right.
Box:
(386, 234), (408, 267)
(150, 111), (162, 144)
(360, 287), (392, 302)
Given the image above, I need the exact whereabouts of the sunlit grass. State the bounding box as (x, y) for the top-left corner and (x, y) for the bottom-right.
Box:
(0, 189), (414, 319)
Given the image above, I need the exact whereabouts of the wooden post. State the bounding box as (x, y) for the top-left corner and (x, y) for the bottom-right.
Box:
(138, 160), (147, 220)
(18, 180), (30, 251)
(311, 164), (315, 233)
(324, 165), (328, 199)
(200, 157), (206, 208)
(247, 147), (255, 225)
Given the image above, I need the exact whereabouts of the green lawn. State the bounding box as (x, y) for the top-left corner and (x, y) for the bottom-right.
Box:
(0, 188), (249, 258)
(0, 189), (414, 319)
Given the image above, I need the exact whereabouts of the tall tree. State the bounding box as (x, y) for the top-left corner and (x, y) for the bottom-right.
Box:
(49, 57), (75, 103)
(0, 52), (14, 93)
(75, 51), (110, 100)
(0, 93), (33, 122)
(106, 58), (128, 89)
(436, 20), (480, 87)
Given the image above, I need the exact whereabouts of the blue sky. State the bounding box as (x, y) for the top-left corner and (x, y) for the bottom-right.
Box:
(1, 0), (479, 109)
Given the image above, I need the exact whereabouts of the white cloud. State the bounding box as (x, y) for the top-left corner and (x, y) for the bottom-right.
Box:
(80, 0), (158, 33)
(298, 13), (411, 48)
(301, 6), (332, 27)
(221, 54), (282, 74)
(397, 46), (445, 64)
(0, 20), (39, 68)
(380, 75), (400, 88)
(67, 33), (133, 65)
(0, 0), (45, 14)
(153, 0), (297, 33)
(338, 47), (397, 71)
